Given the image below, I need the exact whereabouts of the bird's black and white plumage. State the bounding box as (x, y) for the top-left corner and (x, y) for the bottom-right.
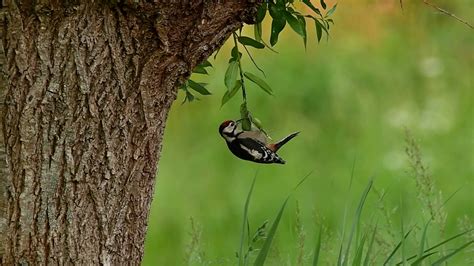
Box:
(218, 120), (299, 164)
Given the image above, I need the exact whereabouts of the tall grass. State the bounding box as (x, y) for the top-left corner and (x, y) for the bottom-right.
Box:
(405, 130), (447, 234)
(179, 135), (473, 265)
(235, 176), (472, 266)
(184, 217), (205, 265)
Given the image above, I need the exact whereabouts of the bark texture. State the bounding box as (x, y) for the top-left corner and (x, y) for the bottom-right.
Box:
(0, 0), (258, 264)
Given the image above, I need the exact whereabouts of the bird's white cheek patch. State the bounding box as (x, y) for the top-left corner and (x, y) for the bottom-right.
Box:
(240, 145), (263, 159)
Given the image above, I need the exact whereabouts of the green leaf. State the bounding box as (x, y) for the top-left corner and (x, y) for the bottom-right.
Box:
(312, 224), (322, 266)
(253, 197), (289, 266)
(270, 17), (286, 46)
(238, 175), (257, 266)
(231, 46), (241, 60)
(326, 4), (338, 17)
(296, 14), (307, 48)
(225, 61), (239, 91)
(192, 65), (208, 74)
(315, 19), (323, 42)
(268, 2), (280, 18)
(325, 19), (331, 30)
(238, 36), (265, 49)
(284, 11), (305, 38)
(221, 80), (242, 106)
(269, 3), (286, 46)
(320, 0), (327, 9)
(432, 240), (474, 265)
(244, 72), (273, 95)
(256, 3), (267, 23)
(185, 90), (195, 103)
(254, 22), (263, 42)
(187, 80), (211, 95)
(198, 59), (212, 68)
(240, 102), (251, 131)
(302, 0), (322, 16)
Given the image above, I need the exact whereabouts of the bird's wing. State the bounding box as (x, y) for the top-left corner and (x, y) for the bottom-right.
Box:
(236, 137), (283, 163)
(237, 130), (268, 144)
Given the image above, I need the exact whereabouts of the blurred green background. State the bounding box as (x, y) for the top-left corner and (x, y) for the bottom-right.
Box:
(143, 1), (473, 265)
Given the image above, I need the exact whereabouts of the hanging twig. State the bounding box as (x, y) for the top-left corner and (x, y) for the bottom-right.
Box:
(241, 41), (266, 78)
(232, 32), (248, 103)
(423, 0), (474, 29)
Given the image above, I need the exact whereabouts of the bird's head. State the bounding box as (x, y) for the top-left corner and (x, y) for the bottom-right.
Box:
(219, 120), (238, 141)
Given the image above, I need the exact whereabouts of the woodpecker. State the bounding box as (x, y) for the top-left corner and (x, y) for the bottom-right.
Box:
(218, 120), (299, 164)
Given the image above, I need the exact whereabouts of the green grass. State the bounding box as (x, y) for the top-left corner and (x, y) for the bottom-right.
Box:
(142, 1), (473, 265)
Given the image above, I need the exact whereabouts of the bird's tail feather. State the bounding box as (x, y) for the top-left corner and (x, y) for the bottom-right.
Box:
(272, 132), (299, 152)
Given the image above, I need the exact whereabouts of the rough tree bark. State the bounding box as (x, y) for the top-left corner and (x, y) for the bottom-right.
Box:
(0, 1), (258, 264)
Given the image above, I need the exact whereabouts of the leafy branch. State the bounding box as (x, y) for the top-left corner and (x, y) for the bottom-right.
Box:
(180, 0), (337, 130)
(224, 0), (336, 132)
(179, 61), (213, 104)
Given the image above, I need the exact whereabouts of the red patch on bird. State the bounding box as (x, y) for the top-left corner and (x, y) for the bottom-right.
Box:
(267, 143), (277, 152)
(219, 120), (234, 133)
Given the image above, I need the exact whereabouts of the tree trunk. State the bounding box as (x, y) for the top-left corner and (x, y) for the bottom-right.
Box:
(0, 1), (258, 264)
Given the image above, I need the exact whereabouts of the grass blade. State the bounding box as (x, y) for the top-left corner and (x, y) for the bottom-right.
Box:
(410, 251), (437, 265)
(353, 232), (368, 266)
(337, 245), (344, 266)
(418, 220), (431, 260)
(396, 229), (473, 264)
(400, 200), (406, 266)
(252, 172), (311, 266)
(312, 224), (323, 266)
(425, 229), (473, 253)
(383, 227), (414, 265)
(239, 175), (257, 266)
(363, 224), (378, 266)
(253, 197), (289, 266)
(293, 171), (313, 192)
(337, 158), (357, 266)
(342, 179), (373, 266)
(431, 240), (474, 265)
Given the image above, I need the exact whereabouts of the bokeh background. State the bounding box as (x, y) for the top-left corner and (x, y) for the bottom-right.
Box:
(143, 0), (473, 265)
